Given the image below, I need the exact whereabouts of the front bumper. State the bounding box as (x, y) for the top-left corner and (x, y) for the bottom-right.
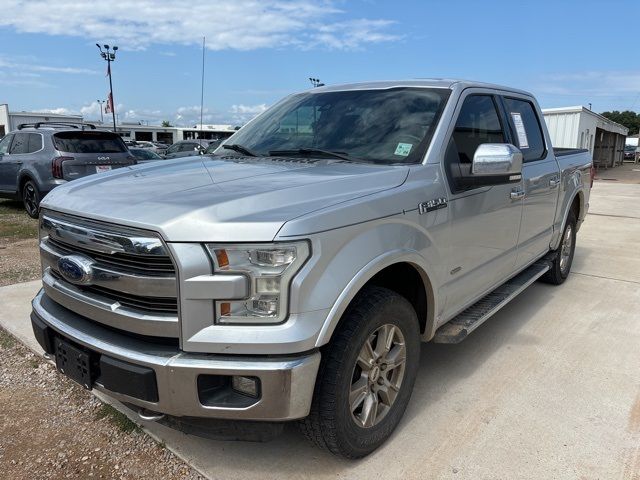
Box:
(32, 290), (321, 421)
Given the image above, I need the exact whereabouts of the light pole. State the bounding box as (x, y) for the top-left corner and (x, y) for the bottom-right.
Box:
(96, 99), (105, 123)
(96, 43), (118, 132)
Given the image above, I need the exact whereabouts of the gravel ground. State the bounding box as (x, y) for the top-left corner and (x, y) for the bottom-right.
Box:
(0, 200), (40, 287)
(0, 328), (203, 480)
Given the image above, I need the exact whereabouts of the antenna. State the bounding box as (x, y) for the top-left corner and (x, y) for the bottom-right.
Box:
(200, 36), (205, 140)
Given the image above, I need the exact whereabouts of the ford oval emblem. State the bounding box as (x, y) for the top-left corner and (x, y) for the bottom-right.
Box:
(57, 255), (94, 285)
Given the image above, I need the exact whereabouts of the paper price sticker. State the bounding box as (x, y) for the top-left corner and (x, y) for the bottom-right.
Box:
(511, 113), (529, 149)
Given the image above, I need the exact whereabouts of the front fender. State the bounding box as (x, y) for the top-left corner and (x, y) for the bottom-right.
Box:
(286, 217), (442, 348)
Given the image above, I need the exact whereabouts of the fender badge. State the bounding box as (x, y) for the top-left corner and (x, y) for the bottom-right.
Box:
(419, 198), (448, 215)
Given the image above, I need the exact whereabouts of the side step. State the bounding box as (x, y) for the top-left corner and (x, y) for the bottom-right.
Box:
(432, 261), (551, 344)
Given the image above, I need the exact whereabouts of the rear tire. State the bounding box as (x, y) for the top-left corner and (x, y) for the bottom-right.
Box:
(22, 180), (41, 219)
(542, 211), (576, 285)
(300, 286), (420, 458)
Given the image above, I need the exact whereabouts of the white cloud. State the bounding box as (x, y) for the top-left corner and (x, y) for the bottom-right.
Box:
(534, 71), (640, 98)
(39, 107), (76, 115)
(229, 103), (268, 124)
(0, 1), (398, 51)
(0, 55), (98, 75)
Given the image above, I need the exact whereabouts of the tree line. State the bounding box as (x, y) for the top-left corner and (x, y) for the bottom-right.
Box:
(601, 111), (640, 135)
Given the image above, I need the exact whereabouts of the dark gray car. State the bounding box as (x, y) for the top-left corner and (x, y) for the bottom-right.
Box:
(163, 139), (213, 159)
(0, 122), (135, 217)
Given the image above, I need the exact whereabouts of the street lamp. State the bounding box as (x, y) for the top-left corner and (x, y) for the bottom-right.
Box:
(96, 43), (119, 132)
(96, 99), (105, 123)
(309, 77), (325, 88)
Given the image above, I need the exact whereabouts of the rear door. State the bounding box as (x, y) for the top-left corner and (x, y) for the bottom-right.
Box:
(501, 96), (560, 269)
(440, 91), (524, 318)
(52, 130), (134, 181)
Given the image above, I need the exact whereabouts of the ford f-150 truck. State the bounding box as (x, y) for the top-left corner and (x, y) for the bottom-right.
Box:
(30, 80), (593, 458)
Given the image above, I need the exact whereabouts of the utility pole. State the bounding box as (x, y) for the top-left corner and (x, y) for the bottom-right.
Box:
(200, 36), (206, 140)
(96, 44), (119, 132)
(96, 99), (105, 123)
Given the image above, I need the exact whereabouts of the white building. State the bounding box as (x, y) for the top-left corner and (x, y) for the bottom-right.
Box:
(0, 104), (83, 137)
(542, 106), (628, 168)
(0, 104), (238, 145)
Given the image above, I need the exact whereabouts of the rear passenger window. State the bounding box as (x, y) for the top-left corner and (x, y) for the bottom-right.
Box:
(0, 134), (13, 154)
(452, 95), (505, 163)
(503, 97), (546, 161)
(9, 133), (30, 154)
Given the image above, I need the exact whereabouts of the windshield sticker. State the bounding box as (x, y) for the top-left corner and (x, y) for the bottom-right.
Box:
(511, 113), (529, 149)
(394, 143), (413, 156)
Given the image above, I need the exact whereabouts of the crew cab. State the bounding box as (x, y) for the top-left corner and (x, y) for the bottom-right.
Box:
(30, 80), (592, 458)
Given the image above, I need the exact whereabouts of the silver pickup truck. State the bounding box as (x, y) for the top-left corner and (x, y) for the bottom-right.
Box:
(30, 80), (593, 458)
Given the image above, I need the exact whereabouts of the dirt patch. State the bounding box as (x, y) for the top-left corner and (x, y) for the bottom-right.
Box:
(0, 200), (40, 287)
(0, 328), (203, 480)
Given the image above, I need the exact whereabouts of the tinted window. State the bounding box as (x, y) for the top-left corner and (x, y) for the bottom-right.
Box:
(223, 87), (450, 164)
(131, 149), (159, 160)
(0, 134), (12, 154)
(503, 97), (545, 161)
(452, 95), (505, 163)
(28, 134), (43, 153)
(179, 143), (198, 152)
(53, 131), (127, 153)
(9, 133), (30, 154)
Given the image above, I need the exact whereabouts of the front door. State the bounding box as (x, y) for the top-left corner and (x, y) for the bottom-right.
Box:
(501, 96), (560, 270)
(440, 92), (524, 318)
(0, 133), (15, 192)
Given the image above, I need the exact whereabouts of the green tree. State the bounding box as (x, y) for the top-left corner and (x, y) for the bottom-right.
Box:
(161, 120), (172, 127)
(600, 110), (640, 135)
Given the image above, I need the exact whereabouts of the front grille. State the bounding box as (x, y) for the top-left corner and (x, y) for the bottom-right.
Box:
(40, 212), (180, 338)
(80, 284), (178, 314)
(48, 237), (175, 276)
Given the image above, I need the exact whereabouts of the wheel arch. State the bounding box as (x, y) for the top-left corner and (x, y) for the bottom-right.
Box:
(551, 189), (585, 251)
(314, 251), (437, 348)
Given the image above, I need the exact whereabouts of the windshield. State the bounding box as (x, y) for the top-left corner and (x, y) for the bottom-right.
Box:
(217, 87), (450, 164)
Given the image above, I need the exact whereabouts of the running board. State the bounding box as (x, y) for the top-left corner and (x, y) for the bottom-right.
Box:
(432, 262), (551, 344)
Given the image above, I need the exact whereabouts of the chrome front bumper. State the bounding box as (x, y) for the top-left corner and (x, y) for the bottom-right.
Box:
(32, 290), (321, 421)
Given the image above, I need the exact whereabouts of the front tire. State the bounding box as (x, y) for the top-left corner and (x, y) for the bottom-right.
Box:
(542, 211), (577, 285)
(22, 180), (41, 219)
(300, 286), (420, 458)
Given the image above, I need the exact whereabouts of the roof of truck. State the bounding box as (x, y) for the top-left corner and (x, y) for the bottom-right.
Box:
(311, 79), (533, 97)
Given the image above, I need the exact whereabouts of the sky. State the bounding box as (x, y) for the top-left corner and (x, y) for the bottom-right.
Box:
(0, 0), (639, 127)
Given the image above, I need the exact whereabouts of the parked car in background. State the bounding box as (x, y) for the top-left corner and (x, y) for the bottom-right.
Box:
(624, 145), (636, 161)
(129, 147), (164, 163)
(31, 80), (592, 458)
(203, 139), (223, 155)
(163, 139), (213, 159)
(0, 122), (135, 217)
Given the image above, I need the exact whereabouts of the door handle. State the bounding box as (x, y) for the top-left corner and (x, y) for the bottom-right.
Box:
(549, 177), (559, 188)
(510, 188), (525, 200)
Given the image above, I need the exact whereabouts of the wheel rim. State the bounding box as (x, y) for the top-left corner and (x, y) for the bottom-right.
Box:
(560, 224), (573, 274)
(349, 324), (406, 428)
(23, 184), (38, 216)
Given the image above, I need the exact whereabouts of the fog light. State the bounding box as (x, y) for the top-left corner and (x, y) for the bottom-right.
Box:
(231, 375), (260, 398)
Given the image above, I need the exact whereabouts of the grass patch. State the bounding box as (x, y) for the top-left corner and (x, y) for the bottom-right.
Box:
(0, 329), (17, 349)
(95, 404), (142, 434)
(0, 199), (38, 241)
(0, 200), (24, 215)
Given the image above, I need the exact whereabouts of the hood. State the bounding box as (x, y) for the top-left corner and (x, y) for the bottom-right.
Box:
(42, 155), (409, 241)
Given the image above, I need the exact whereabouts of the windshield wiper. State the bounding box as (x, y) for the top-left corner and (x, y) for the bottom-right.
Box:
(222, 144), (260, 157)
(269, 148), (369, 163)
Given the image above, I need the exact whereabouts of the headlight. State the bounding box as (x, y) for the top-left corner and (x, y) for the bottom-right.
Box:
(205, 241), (310, 324)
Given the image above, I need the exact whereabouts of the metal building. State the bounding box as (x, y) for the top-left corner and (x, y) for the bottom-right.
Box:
(0, 103), (82, 137)
(542, 106), (629, 168)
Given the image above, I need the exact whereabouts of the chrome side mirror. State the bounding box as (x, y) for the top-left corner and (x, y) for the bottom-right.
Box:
(472, 143), (523, 177)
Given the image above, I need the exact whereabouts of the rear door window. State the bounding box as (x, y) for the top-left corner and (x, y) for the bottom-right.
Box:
(9, 133), (30, 154)
(179, 143), (198, 152)
(53, 131), (127, 154)
(502, 97), (546, 161)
